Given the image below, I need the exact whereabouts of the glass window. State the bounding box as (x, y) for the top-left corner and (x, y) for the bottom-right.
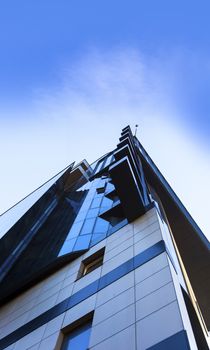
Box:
(91, 233), (107, 246)
(105, 182), (115, 193)
(86, 208), (99, 219)
(96, 159), (105, 173)
(75, 210), (88, 223)
(91, 197), (102, 208)
(67, 221), (83, 239)
(103, 154), (113, 168)
(61, 321), (92, 350)
(101, 196), (112, 208)
(93, 217), (109, 233)
(80, 199), (92, 211)
(79, 248), (105, 278)
(83, 255), (103, 275)
(58, 238), (77, 256)
(73, 234), (91, 251)
(80, 218), (95, 235)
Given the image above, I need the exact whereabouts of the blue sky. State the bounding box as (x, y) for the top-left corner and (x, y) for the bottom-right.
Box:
(0, 1), (210, 140)
(0, 1), (210, 240)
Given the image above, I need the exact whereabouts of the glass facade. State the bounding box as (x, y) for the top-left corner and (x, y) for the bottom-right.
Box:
(0, 165), (73, 239)
(0, 128), (152, 305)
(0, 125), (209, 347)
(59, 171), (127, 256)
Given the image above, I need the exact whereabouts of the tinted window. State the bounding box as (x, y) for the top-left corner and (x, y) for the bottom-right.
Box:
(80, 218), (96, 235)
(67, 221), (84, 239)
(93, 217), (109, 233)
(91, 233), (107, 246)
(91, 197), (102, 208)
(61, 321), (92, 350)
(86, 208), (99, 219)
(59, 238), (77, 256)
(101, 196), (112, 208)
(74, 235), (91, 250)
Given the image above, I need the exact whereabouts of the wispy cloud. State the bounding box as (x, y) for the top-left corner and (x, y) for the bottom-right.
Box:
(0, 47), (209, 240)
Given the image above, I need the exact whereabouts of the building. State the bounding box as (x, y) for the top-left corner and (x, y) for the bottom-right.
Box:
(0, 126), (209, 350)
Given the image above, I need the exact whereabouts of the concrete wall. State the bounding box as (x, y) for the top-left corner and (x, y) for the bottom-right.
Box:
(0, 207), (198, 350)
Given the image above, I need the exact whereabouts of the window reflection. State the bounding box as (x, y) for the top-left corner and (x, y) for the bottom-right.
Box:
(74, 235), (91, 250)
(93, 217), (109, 233)
(67, 221), (84, 239)
(91, 197), (102, 208)
(101, 196), (112, 208)
(91, 233), (107, 246)
(59, 238), (77, 256)
(58, 157), (128, 257)
(61, 321), (92, 350)
(86, 208), (99, 219)
(80, 218), (96, 235)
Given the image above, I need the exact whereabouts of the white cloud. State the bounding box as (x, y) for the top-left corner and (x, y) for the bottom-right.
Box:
(0, 48), (209, 241)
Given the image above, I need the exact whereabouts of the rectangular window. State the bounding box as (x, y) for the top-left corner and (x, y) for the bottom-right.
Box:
(78, 248), (105, 278)
(61, 318), (92, 350)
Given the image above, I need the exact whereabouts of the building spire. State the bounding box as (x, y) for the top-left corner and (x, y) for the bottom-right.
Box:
(134, 124), (138, 136)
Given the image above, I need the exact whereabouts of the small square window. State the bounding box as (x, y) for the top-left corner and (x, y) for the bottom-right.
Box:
(77, 248), (105, 278)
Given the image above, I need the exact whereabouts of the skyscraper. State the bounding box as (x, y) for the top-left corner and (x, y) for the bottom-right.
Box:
(0, 126), (209, 349)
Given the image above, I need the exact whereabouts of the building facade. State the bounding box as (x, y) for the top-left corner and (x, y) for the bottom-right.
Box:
(0, 126), (209, 349)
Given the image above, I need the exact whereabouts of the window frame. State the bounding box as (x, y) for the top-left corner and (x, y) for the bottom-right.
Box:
(77, 248), (105, 279)
(61, 312), (93, 350)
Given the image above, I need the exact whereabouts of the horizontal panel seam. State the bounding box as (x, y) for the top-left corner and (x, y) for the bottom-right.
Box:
(92, 300), (135, 327)
(0, 240), (166, 350)
(136, 299), (178, 323)
(90, 322), (136, 348)
(135, 280), (173, 302)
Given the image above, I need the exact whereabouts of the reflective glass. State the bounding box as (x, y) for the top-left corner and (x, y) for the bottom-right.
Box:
(91, 197), (102, 208)
(103, 154), (113, 168)
(105, 182), (115, 193)
(61, 321), (92, 350)
(79, 199), (92, 210)
(101, 196), (112, 208)
(66, 221), (84, 239)
(0, 166), (72, 239)
(91, 233), (107, 246)
(95, 192), (104, 198)
(74, 211), (87, 223)
(73, 234), (91, 250)
(80, 218), (95, 235)
(93, 217), (109, 233)
(97, 178), (107, 187)
(86, 208), (99, 219)
(96, 160), (105, 173)
(58, 238), (77, 256)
